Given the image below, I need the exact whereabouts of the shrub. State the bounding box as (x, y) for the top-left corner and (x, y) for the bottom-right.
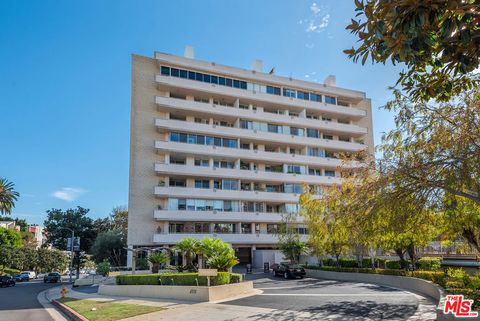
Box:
(322, 258), (336, 266)
(361, 257), (374, 268)
(116, 272), (239, 286)
(230, 273), (242, 283)
(416, 257), (442, 271)
(411, 271), (445, 287)
(445, 268), (470, 288)
(385, 260), (402, 269)
(447, 288), (480, 310)
(338, 258), (358, 268)
(136, 257), (149, 270)
(96, 261), (110, 277)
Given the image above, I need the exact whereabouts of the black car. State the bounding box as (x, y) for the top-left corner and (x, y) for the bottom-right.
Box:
(0, 276), (16, 287)
(44, 272), (62, 283)
(273, 263), (306, 279)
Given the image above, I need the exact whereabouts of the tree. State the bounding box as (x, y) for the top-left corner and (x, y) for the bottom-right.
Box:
(110, 206), (128, 240)
(198, 238), (239, 272)
(174, 237), (200, 271)
(279, 239), (307, 264)
(0, 178), (20, 215)
(96, 260), (110, 277)
(44, 207), (96, 252)
(345, 0), (480, 101)
(37, 248), (69, 273)
(148, 251), (168, 273)
(0, 227), (22, 248)
(91, 230), (126, 266)
(44, 207), (96, 276)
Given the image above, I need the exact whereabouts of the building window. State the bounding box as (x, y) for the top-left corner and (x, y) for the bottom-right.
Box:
(283, 88), (296, 98)
(169, 179), (186, 187)
(170, 68), (179, 77)
(325, 170), (336, 177)
(222, 180), (238, 190)
(188, 71), (196, 80)
(310, 93), (322, 102)
(325, 96), (337, 105)
(266, 86), (281, 95)
(307, 128), (319, 138)
(194, 159), (209, 167)
(161, 66), (170, 75)
(323, 134), (333, 140)
(169, 157), (186, 165)
(267, 224), (278, 234)
(195, 180), (210, 189)
(195, 72), (203, 82)
(214, 223), (236, 234)
(169, 223), (184, 234)
(203, 74), (211, 83)
(309, 168), (321, 176)
(179, 69), (187, 78)
(297, 91), (309, 100)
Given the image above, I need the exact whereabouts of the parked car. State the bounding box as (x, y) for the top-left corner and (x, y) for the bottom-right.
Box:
(273, 263), (306, 279)
(13, 274), (29, 282)
(0, 276), (16, 287)
(44, 272), (62, 283)
(20, 271), (36, 280)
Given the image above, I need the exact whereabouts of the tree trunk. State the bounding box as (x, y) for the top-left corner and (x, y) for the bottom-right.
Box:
(395, 248), (407, 269)
(462, 229), (480, 253)
(406, 243), (416, 268)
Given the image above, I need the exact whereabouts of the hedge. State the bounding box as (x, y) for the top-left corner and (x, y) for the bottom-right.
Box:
(116, 272), (242, 286)
(416, 257), (442, 271)
(385, 260), (402, 269)
(2, 268), (20, 276)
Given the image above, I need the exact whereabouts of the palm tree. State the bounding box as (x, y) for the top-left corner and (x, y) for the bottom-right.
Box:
(148, 251), (169, 273)
(174, 237), (200, 271)
(0, 178), (20, 215)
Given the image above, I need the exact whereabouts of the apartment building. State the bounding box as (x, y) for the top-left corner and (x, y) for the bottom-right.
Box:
(127, 47), (374, 267)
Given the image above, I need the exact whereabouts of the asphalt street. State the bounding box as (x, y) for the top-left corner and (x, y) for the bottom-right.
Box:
(0, 278), (62, 321)
(223, 273), (428, 320)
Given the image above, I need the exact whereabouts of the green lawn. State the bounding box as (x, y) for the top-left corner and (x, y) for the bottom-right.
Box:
(58, 298), (164, 321)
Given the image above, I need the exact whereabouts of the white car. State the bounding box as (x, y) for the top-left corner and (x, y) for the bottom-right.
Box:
(21, 271), (36, 280)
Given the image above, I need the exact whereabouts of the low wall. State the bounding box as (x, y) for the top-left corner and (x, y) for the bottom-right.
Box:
(98, 281), (254, 302)
(306, 269), (477, 321)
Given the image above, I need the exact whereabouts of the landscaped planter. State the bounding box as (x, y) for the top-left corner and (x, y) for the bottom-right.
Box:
(98, 281), (254, 302)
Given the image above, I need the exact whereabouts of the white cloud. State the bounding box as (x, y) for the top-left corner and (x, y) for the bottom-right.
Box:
(310, 2), (321, 15)
(51, 187), (86, 202)
(305, 43), (315, 49)
(306, 14), (330, 33)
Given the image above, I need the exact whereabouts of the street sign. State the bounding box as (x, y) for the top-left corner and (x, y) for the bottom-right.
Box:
(67, 237), (81, 251)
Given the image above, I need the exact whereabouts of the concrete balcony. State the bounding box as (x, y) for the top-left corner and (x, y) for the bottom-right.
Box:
(155, 75), (367, 118)
(155, 140), (343, 168)
(154, 186), (308, 203)
(153, 232), (308, 245)
(154, 163), (342, 186)
(155, 118), (366, 152)
(155, 96), (368, 136)
(153, 210), (303, 223)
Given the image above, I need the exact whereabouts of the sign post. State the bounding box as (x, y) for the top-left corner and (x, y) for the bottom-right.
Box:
(198, 269), (218, 287)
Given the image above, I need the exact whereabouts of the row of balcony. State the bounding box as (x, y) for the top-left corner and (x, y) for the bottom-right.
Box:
(154, 163), (341, 185)
(154, 186), (319, 203)
(154, 210), (303, 223)
(155, 74), (367, 118)
(155, 140), (345, 168)
(155, 96), (368, 136)
(155, 118), (366, 152)
(153, 232), (308, 244)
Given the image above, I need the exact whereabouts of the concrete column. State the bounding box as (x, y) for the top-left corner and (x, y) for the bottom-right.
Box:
(127, 245), (133, 268)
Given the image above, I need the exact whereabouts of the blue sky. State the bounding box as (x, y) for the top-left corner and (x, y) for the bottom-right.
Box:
(0, 0), (401, 225)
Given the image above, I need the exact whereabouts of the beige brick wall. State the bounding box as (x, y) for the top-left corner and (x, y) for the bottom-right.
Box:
(127, 54), (161, 246)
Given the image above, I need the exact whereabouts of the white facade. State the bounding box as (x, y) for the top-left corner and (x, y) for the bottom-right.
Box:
(127, 49), (374, 266)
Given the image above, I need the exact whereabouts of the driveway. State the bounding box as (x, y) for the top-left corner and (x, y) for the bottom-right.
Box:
(219, 273), (436, 320)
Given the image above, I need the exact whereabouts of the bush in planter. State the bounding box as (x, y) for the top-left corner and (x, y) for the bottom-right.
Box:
(96, 260), (110, 277)
(385, 260), (402, 269)
(116, 272), (240, 286)
(411, 271), (445, 287)
(338, 258), (358, 268)
(416, 257), (442, 271)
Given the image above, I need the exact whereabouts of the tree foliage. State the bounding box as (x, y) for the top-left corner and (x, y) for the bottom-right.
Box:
(91, 230), (126, 266)
(44, 207), (96, 252)
(345, 0), (480, 101)
(0, 178), (20, 215)
(0, 227), (22, 248)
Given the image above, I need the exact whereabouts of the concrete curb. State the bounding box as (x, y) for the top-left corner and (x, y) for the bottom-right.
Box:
(37, 287), (69, 321)
(50, 299), (89, 321)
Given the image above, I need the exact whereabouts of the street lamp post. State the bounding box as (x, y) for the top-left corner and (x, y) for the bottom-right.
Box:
(59, 227), (75, 284)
